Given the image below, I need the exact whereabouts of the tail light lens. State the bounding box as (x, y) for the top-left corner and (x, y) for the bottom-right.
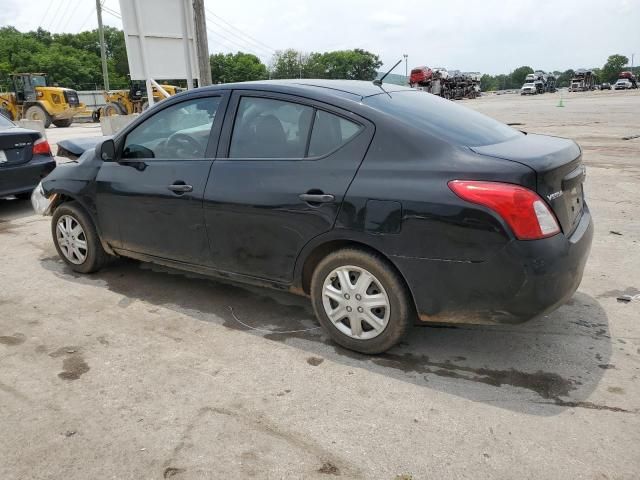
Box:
(32, 138), (51, 156)
(448, 180), (560, 240)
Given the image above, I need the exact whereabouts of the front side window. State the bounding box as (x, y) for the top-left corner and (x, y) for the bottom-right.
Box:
(229, 97), (314, 158)
(122, 96), (220, 160)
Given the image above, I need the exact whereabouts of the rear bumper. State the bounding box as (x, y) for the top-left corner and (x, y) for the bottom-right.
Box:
(0, 155), (56, 197)
(392, 205), (594, 325)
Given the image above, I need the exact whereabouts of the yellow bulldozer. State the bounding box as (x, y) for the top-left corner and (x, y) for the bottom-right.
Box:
(0, 73), (85, 128)
(92, 82), (184, 121)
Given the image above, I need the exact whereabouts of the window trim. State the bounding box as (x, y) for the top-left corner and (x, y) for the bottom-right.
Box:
(219, 90), (367, 162)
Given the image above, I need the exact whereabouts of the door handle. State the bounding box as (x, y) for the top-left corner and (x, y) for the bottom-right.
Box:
(299, 193), (335, 204)
(168, 183), (193, 193)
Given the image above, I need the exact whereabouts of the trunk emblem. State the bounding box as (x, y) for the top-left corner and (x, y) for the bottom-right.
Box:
(547, 191), (563, 201)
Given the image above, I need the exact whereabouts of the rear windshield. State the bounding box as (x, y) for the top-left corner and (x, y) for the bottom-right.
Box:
(363, 91), (521, 147)
(0, 114), (14, 129)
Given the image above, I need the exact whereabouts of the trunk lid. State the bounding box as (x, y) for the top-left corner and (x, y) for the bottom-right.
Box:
(471, 133), (585, 236)
(0, 126), (40, 167)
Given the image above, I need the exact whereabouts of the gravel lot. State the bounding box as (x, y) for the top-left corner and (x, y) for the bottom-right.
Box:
(1, 89), (639, 480)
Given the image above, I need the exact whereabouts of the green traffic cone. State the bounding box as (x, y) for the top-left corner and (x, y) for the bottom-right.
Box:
(557, 94), (564, 107)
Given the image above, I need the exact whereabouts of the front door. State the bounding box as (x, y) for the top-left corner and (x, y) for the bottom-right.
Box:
(95, 93), (228, 265)
(204, 91), (374, 283)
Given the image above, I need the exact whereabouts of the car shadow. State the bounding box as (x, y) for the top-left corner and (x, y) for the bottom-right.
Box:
(0, 197), (34, 223)
(39, 255), (616, 416)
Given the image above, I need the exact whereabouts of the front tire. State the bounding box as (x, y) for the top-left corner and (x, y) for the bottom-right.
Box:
(103, 102), (124, 116)
(310, 249), (413, 354)
(24, 105), (52, 128)
(51, 202), (108, 274)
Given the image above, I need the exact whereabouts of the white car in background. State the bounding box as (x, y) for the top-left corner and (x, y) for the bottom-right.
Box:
(614, 79), (632, 90)
(521, 83), (537, 95)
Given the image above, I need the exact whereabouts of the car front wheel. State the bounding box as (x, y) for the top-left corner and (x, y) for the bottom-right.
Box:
(51, 202), (108, 273)
(310, 249), (413, 354)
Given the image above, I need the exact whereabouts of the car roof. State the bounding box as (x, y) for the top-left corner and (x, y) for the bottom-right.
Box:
(200, 79), (412, 100)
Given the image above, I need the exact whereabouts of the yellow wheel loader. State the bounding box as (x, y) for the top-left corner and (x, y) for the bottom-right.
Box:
(92, 82), (185, 121)
(0, 73), (85, 128)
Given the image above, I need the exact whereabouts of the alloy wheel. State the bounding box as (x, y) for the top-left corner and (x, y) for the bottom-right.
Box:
(55, 215), (88, 265)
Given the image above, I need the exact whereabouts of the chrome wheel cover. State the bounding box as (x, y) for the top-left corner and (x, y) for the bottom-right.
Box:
(322, 265), (390, 340)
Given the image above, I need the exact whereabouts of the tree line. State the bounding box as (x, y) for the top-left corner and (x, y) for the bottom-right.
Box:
(480, 55), (637, 91)
(0, 27), (636, 92)
(0, 27), (381, 90)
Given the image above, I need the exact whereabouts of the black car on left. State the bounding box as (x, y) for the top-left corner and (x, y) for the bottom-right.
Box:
(0, 114), (55, 199)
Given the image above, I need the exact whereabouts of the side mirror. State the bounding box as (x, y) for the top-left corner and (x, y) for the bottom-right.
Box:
(98, 139), (116, 162)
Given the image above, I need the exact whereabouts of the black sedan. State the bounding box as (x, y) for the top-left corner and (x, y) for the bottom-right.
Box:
(0, 114), (55, 199)
(33, 80), (593, 354)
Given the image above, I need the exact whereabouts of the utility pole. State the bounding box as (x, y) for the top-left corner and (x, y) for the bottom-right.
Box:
(192, 0), (212, 86)
(96, 0), (109, 91)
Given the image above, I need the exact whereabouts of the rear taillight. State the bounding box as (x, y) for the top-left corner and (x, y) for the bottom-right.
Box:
(448, 180), (560, 240)
(32, 138), (51, 156)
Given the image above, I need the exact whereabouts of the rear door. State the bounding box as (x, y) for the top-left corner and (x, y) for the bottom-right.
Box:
(203, 90), (374, 282)
(95, 92), (228, 264)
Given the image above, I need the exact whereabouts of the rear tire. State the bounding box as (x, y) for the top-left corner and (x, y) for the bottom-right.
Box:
(52, 118), (73, 128)
(310, 249), (413, 354)
(51, 202), (108, 274)
(24, 105), (52, 128)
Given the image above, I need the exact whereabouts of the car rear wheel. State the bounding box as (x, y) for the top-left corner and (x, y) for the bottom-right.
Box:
(310, 249), (413, 354)
(51, 202), (108, 274)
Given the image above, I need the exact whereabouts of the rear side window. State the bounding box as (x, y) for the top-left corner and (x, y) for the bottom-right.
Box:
(230, 97), (314, 158)
(364, 91), (521, 147)
(308, 110), (361, 157)
(229, 97), (362, 159)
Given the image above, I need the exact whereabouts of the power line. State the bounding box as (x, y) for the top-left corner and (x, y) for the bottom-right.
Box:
(205, 25), (267, 59)
(44, 0), (63, 31)
(76, 6), (96, 32)
(50, 0), (74, 32)
(101, 5), (121, 19)
(38, 0), (57, 30)
(59, 0), (80, 32)
(205, 15), (274, 56)
(204, 7), (276, 53)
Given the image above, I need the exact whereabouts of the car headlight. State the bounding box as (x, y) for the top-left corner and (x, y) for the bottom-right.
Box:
(31, 182), (56, 216)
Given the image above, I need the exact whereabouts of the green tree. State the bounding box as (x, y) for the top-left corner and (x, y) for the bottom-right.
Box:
(480, 74), (497, 91)
(270, 48), (382, 80)
(210, 52), (268, 83)
(602, 54), (629, 83)
(270, 49), (302, 79)
(510, 66), (534, 87)
(556, 69), (574, 88)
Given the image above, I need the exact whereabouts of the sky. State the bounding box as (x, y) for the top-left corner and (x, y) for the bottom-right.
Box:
(1, 0), (639, 74)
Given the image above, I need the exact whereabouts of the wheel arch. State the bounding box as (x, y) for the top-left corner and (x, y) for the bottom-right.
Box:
(294, 236), (418, 316)
(49, 191), (115, 255)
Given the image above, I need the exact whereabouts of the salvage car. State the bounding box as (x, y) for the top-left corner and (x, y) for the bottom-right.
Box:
(520, 82), (537, 95)
(32, 80), (593, 354)
(0, 114), (55, 199)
